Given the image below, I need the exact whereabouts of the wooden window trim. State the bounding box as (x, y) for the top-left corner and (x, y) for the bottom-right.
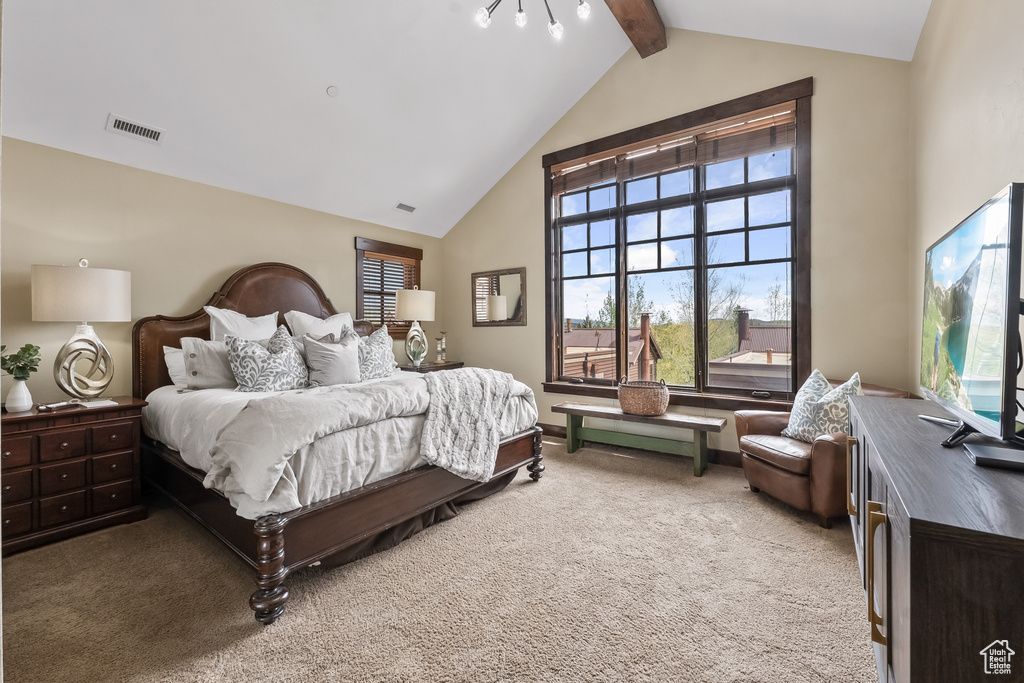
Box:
(543, 79), (812, 412)
(355, 237), (423, 339)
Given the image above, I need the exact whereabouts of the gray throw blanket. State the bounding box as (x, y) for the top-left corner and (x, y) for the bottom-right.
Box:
(420, 367), (516, 482)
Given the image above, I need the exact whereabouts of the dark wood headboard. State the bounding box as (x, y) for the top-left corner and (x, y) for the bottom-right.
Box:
(132, 262), (372, 399)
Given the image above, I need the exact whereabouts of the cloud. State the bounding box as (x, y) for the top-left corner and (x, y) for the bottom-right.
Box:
(940, 255), (955, 271)
(562, 277), (613, 319)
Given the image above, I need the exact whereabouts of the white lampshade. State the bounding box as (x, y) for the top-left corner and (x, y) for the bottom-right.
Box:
(487, 295), (508, 321)
(32, 263), (131, 322)
(395, 287), (435, 322)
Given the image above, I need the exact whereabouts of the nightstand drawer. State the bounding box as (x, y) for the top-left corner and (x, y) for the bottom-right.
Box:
(91, 422), (134, 454)
(39, 429), (87, 462)
(92, 450), (133, 485)
(39, 459), (87, 495)
(92, 480), (133, 516)
(1, 436), (33, 469)
(2, 502), (32, 535)
(2, 469), (32, 503)
(39, 490), (87, 528)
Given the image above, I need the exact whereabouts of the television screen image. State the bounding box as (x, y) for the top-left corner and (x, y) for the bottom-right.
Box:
(920, 183), (1024, 441)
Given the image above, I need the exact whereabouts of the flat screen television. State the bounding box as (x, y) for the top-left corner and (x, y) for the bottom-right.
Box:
(920, 182), (1024, 446)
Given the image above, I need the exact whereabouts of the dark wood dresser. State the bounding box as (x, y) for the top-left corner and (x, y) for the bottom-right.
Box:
(1, 396), (147, 555)
(848, 396), (1024, 683)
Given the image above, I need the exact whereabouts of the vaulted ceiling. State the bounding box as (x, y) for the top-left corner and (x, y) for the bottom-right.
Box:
(1, 0), (931, 238)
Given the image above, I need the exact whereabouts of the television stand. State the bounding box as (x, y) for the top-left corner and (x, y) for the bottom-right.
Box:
(849, 396), (1024, 683)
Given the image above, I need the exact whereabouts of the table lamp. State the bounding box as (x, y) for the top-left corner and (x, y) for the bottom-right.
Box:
(395, 286), (434, 367)
(487, 295), (508, 321)
(31, 259), (132, 399)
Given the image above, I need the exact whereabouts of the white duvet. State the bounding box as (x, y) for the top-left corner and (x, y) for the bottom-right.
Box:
(142, 371), (538, 519)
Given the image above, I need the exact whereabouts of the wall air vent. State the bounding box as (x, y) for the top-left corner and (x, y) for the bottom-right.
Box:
(105, 113), (164, 145)
(393, 202), (417, 214)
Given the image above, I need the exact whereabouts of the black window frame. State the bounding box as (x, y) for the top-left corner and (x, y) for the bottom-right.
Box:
(542, 79), (812, 411)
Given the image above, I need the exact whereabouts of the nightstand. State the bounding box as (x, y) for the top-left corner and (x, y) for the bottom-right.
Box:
(398, 360), (465, 373)
(1, 396), (147, 555)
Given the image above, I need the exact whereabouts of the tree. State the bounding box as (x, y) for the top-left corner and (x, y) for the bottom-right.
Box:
(765, 277), (790, 323)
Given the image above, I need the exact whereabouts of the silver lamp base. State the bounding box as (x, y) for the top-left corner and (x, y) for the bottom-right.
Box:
(54, 323), (114, 399)
(405, 320), (427, 367)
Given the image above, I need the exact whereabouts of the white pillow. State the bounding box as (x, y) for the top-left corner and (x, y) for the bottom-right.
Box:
(181, 338), (238, 390)
(162, 346), (188, 389)
(304, 331), (361, 387)
(204, 306), (278, 342)
(284, 310), (354, 339)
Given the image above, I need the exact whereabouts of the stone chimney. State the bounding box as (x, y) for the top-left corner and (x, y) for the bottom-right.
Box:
(639, 312), (652, 381)
(736, 307), (751, 348)
(566, 317), (572, 331)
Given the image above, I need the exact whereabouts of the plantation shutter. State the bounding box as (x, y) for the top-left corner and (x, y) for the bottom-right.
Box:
(355, 237), (423, 337)
(474, 275), (498, 321)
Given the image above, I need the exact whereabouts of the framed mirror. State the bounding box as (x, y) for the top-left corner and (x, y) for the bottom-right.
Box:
(471, 267), (526, 326)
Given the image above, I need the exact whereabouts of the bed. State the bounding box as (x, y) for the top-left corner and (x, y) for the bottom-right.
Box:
(132, 262), (544, 624)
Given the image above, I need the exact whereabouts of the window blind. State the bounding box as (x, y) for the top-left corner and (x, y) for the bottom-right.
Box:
(551, 104), (796, 196)
(355, 237), (423, 336)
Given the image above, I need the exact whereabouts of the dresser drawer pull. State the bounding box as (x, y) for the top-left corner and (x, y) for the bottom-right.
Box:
(110, 493), (118, 500)
(866, 500), (888, 646)
(2, 451), (10, 459)
(109, 464), (118, 471)
(59, 505), (69, 513)
(3, 519), (9, 526)
(59, 442), (69, 450)
(109, 434), (119, 442)
(2, 485), (10, 493)
(59, 473), (69, 481)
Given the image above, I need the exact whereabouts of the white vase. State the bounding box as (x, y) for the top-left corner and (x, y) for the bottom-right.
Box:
(5, 380), (33, 413)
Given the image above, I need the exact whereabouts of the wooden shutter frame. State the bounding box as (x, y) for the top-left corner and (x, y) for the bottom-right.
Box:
(355, 237), (423, 339)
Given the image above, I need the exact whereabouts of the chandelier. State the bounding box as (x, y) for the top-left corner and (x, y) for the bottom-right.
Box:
(475, 0), (591, 39)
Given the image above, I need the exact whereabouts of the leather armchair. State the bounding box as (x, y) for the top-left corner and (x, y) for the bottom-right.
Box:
(735, 381), (912, 528)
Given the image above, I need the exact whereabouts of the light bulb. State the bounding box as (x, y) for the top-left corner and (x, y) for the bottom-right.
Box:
(548, 20), (563, 39)
(515, 8), (528, 27)
(577, 0), (591, 19)
(475, 6), (492, 27)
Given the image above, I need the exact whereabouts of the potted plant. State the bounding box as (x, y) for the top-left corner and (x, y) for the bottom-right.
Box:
(1, 344), (42, 412)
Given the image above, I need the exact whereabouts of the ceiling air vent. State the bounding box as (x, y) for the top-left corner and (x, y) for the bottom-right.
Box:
(105, 113), (164, 145)
(393, 202), (417, 214)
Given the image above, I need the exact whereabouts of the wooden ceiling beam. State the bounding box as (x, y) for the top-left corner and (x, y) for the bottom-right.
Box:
(604, 0), (667, 58)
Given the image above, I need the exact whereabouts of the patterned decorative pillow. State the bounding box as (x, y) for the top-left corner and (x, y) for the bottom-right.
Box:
(358, 325), (398, 381)
(226, 325), (308, 392)
(782, 369), (862, 443)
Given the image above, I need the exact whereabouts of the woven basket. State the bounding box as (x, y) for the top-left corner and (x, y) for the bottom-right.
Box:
(617, 376), (669, 416)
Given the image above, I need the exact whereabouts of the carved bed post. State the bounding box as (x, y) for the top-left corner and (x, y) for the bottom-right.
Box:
(528, 426), (545, 481)
(249, 514), (291, 625)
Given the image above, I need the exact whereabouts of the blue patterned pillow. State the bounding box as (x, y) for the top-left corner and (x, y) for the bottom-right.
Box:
(226, 325), (308, 392)
(358, 325), (398, 381)
(782, 370), (862, 443)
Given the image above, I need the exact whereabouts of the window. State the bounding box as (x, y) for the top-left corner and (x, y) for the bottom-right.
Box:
(544, 80), (812, 405)
(355, 237), (422, 338)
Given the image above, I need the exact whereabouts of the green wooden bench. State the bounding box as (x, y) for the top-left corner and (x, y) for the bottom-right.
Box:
(551, 401), (727, 476)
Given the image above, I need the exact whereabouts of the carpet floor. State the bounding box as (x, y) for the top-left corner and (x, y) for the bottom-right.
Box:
(2, 439), (875, 683)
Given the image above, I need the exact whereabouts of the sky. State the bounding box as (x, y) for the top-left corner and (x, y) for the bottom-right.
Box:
(560, 151), (794, 323)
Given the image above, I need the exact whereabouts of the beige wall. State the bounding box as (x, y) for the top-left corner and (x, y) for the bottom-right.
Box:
(0, 139), (446, 404)
(908, 0), (1024, 391)
(442, 28), (914, 452)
